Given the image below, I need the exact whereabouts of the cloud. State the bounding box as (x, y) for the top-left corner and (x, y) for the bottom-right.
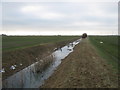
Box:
(1, 0), (119, 2)
(2, 2), (118, 35)
(21, 5), (66, 20)
(71, 21), (101, 27)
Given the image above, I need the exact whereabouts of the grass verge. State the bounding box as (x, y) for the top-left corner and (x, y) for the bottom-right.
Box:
(89, 36), (119, 71)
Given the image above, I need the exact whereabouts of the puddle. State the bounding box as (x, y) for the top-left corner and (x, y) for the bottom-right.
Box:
(2, 38), (82, 88)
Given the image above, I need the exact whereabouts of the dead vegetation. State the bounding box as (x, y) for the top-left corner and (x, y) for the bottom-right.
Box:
(33, 55), (54, 74)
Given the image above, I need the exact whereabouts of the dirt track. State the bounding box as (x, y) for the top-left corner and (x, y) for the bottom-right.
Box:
(41, 38), (118, 88)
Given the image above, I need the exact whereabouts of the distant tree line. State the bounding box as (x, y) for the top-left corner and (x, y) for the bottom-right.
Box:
(1, 34), (7, 36)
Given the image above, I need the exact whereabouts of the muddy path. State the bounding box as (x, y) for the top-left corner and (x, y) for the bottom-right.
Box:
(41, 38), (118, 88)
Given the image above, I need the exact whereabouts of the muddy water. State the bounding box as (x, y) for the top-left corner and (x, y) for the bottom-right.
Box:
(3, 38), (82, 88)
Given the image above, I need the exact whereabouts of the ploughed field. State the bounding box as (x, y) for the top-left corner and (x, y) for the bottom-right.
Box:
(2, 36), (79, 52)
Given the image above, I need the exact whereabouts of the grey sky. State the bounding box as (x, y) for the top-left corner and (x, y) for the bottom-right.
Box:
(1, 1), (118, 35)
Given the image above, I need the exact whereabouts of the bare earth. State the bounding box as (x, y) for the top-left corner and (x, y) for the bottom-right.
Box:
(41, 38), (118, 88)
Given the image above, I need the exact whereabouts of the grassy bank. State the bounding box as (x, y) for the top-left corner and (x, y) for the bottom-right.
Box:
(2, 36), (80, 52)
(89, 36), (119, 70)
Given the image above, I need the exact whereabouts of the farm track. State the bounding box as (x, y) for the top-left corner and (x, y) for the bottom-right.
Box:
(41, 38), (118, 88)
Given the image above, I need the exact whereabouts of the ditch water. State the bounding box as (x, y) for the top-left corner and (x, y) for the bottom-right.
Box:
(3, 38), (82, 88)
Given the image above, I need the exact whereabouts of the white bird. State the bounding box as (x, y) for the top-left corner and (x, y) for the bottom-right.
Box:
(100, 41), (103, 44)
(14, 65), (17, 67)
(0, 68), (5, 73)
(20, 63), (22, 66)
(10, 65), (16, 70)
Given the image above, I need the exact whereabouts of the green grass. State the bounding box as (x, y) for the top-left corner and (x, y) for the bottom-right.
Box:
(89, 36), (119, 70)
(2, 36), (80, 52)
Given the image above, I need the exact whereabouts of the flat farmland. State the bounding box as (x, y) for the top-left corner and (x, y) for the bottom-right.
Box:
(89, 36), (119, 70)
(2, 35), (118, 88)
(2, 36), (80, 52)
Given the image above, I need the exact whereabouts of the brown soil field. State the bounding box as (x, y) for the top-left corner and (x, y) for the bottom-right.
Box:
(41, 38), (118, 88)
(2, 38), (78, 80)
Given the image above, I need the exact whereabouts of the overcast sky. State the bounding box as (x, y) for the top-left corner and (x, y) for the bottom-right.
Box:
(0, 0), (118, 35)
